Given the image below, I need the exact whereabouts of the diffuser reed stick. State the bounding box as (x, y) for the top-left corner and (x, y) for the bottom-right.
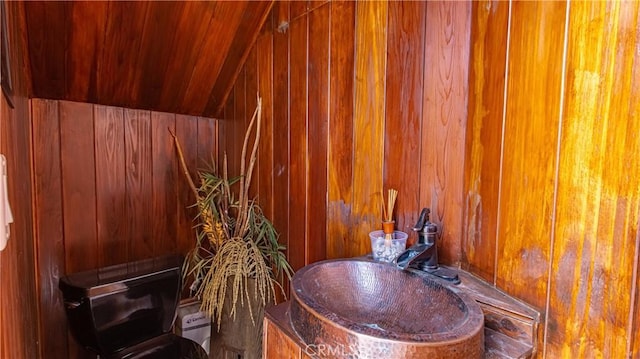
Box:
(382, 188), (398, 223)
(381, 189), (398, 243)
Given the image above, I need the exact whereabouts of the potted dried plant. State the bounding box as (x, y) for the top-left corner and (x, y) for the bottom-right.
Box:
(172, 97), (292, 357)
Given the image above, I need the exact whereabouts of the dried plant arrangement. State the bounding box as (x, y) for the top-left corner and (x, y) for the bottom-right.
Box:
(171, 97), (292, 329)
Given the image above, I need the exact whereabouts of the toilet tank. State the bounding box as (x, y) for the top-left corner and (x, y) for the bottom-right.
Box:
(59, 255), (184, 355)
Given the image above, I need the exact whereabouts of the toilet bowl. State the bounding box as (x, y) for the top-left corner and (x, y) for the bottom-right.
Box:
(59, 255), (208, 359)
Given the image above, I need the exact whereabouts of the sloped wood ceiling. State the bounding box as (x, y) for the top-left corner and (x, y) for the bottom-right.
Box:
(24, 1), (273, 117)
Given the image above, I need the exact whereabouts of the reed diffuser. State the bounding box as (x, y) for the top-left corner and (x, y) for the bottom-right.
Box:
(381, 189), (398, 244)
(370, 188), (407, 262)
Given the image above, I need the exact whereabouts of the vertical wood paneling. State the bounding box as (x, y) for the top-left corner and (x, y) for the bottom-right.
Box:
(124, 109), (153, 259)
(197, 117), (217, 170)
(326, 1), (355, 259)
(257, 30), (275, 219)
(271, 1), (290, 272)
(1, 18), (39, 349)
(288, 13), (308, 269)
(496, 1), (566, 310)
(151, 112), (177, 256)
(95, 105), (127, 267)
(2, 4), (45, 359)
(546, 2), (640, 357)
(32, 100), (67, 359)
(290, 1), (307, 20)
(384, 1), (426, 239)
(216, 1), (640, 357)
(463, 0), (509, 282)
(59, 101), (98, 359)
(60, 101), (98, 273)
(245, 48), (259, 200)
(421, 1), (471, 264)
(175, 115), (198, 255)
(233, 69), (247, 183)
(306, 3), (329, 263)
(632, 13), (640, 355)
(349, 1), (387, 257)
(32, 101), (208, 357)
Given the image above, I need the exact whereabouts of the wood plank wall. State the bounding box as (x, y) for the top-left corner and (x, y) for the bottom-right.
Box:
(226, 0), (640, 358)
(31, 99), (217, 359)
(0, 1), (39, 359)
(222, 1), (472, 273)
(465, 1), (640, 357)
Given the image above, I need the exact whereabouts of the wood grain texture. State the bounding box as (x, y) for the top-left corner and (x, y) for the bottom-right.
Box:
(59, 101), (98, 359)
(132, 1), (185, 109)
(350, 0), (387, 257)
(463, 0), (509, 282)
(151, 112), (178, 256)
(175, 115), (198, 256)
(158, 2), (217, 113)
(290, 0), (307, 21)
(245, 47), (259, 201)
(384, 1), (426, 241)
(495, 1), (566, 310)
(95, 105), (127, 267)
(306, 3), (329, 264)
(66, 1), (107, 101)
(207, 1), (275, 117)
(197, 117), (217, 171)
(0, 103), (38, 353)
(0, 3), (39, 358)
(60, 101), (98, 274)
(257, 29), (275, 220)
(271, 0), (291, 278)
(124, 109), (153, 259)
(175, 1), (640, 358)
(31, 101), (207, 357)
(326, 1), (355, 259)
(288, 13), (308, 270)
(32, 100), (68, 359)
(183, 1), (248, 115)
(632, 11), (640, 357)
(264, 317), (301, 358)
(546, 2), (640, 357)
(98, 1), (148, 107)
(421, 1), (471, 265)
(24, 1), (272, 118)
(24, 1), (66, 99)
(232, 68), (247, 187)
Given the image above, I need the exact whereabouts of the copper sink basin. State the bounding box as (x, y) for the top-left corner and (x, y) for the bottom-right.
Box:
(289, 259), (484, 358)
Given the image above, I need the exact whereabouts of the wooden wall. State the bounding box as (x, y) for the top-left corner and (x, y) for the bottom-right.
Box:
(0, 1), (39, 358)
(222, 1), (472, 272)
(465, 1), (640, 357)
(30, 99), (217, 358)
(3, 0), (636, 358)
(227, 0), (640, 358)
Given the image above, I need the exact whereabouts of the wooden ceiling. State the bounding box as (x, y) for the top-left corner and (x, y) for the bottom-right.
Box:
(23, 1), (273, 118)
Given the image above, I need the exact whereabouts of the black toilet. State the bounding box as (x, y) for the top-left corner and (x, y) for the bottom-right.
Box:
(59, 255), (208, 359)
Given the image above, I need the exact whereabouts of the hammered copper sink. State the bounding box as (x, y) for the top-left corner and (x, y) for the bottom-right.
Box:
(290, 259), (485, 358)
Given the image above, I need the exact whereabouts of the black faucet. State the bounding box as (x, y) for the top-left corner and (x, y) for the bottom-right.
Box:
(394, 208), (460, 284)
(395, 208), (438, 270)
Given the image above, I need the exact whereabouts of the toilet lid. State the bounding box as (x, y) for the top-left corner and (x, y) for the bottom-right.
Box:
(107, 333), (208, 359)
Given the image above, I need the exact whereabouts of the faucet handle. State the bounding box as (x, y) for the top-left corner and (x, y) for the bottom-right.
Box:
(413, 208), (430, 232)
